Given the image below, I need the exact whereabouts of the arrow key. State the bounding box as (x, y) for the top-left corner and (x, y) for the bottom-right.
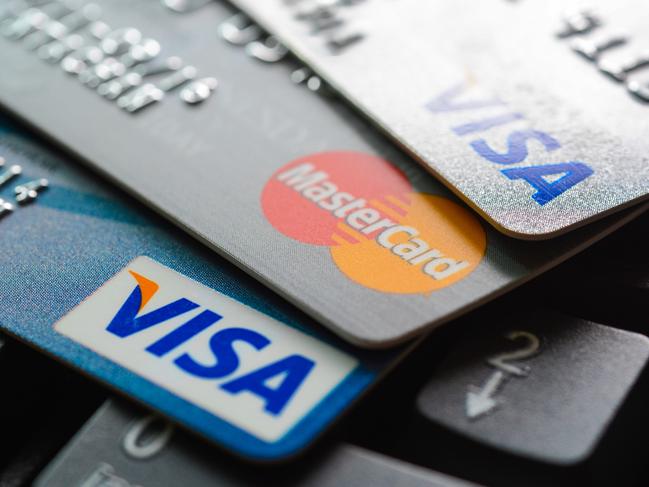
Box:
(399, 307), (649, 486)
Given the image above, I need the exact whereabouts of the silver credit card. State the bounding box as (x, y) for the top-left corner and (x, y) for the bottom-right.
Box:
(0, 0), (647, 347)
(228, 0), (649, 239)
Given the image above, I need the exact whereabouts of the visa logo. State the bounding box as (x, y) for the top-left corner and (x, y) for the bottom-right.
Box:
(426, 83), (594, 206)
(107, 270), (315, 417)
(55, 256), (357, 442)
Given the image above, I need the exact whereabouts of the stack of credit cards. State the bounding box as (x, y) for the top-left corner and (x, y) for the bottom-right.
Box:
(0, 0), (648, 485)
(0, 0), (647, 348)
(0, 120), (413, 460)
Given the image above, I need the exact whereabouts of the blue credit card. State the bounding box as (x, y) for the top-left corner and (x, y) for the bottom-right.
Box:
(0, 119), (410, 461)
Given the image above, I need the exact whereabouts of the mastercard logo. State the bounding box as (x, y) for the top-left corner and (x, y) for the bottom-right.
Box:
(261, 152), (487, 294)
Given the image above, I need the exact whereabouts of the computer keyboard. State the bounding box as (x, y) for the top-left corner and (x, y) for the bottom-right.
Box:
(1, 1), (649, 486)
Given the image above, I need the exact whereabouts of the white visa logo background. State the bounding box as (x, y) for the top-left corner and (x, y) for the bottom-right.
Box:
(55, 256), (357, 442)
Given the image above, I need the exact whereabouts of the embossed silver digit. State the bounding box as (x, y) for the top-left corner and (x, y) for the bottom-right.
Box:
(162, 0), (212, 14)
(158, 65), (196, 91)
(245, 35), (288, 63)
(14, 177), (48, 204)
(180, 76), (217, 104)
(0, 199), (14, 219)
(0, 160), (22, 188)
(117, 83), (164, 112)
(219, 13), (261, 45)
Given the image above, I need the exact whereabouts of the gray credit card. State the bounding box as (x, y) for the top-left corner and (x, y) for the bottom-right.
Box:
(0, 0), (646, 347)
(228, 0), (649, 239)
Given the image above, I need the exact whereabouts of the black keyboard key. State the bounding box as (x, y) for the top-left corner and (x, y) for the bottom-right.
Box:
(397, 308), (649, 486)
(35, 399), (479, 487)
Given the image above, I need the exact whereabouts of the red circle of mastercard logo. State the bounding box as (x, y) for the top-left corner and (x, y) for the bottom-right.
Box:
(261, 152), (487, 294)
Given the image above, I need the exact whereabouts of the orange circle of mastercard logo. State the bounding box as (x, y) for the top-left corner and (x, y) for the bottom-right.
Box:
(261, 152), (487, 294)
